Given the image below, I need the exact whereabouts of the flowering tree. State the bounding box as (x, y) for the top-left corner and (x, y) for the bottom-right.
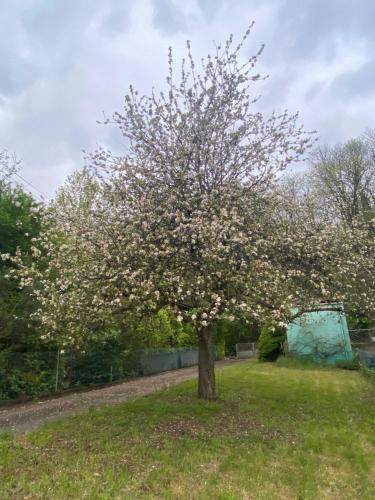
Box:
(87, 28), (316, 398)
(279, 136), (375, 325)
(8, 28), (375, 399)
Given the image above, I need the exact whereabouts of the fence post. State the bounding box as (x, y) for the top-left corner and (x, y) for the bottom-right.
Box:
(55, 349), (60, 392)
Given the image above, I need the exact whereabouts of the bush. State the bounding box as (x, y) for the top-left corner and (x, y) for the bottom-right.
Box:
(360, 366), (375, 383)
(0, 350), (56, 400)
(347, 313), (372, 330)
(0, 345), (203, 401)
(258, 323), (286, 362)
(335, 353), (360, 371)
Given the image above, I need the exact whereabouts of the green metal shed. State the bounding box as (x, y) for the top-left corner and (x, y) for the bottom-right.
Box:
(287, 303), (353, 364)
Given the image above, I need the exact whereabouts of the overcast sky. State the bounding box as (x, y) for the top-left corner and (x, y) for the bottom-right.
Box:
(1, 0), (375, 199)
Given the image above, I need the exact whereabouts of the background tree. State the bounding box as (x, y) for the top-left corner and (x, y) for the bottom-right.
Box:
(0, 152), (41, 351)
(0, 149), (19, 181)
(280, 132), (375, 327)
(310, 135), (375, 225)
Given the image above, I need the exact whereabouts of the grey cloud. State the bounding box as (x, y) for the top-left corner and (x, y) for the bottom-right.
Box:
(152, 0), (187, 35)
(269, 0), (375, 62)
(99, 5), (132, 36)
(21, 1), (99, 45)
(328, 60), (375, 100)
(1, 0), (375, 197)
(197, 0), (225, 20)
(19, 1), (100, 76)
(0, 55), (39, 98)
(197, 0), (266, 19)
(304, 81), (326, 103)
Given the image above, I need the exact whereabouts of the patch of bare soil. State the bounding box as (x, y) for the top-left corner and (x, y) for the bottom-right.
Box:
(148, 410), (298, 448)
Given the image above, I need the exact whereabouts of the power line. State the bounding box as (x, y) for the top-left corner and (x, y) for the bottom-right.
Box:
(8, 175), (44, 202)
(13, 172), (46, 199)
(7, 172), (46, 202)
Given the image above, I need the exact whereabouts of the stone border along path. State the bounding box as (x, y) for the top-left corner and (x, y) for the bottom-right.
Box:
(0, 359), (244, 434)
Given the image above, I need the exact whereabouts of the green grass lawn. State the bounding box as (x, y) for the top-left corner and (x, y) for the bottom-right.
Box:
(1, 360), (374, 499)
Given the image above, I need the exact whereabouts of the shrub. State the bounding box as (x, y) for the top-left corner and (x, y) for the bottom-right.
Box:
(258, 323), (286, 362)
(0, 350), (57, 400)
(335, 352), (360, 371)
(359, 366), (375, 383)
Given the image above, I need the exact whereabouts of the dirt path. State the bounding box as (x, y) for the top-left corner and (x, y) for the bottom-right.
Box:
(0, 359), (243, 434)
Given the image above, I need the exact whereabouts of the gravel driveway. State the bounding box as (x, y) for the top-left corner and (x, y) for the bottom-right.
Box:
(0, 359), (242, 434)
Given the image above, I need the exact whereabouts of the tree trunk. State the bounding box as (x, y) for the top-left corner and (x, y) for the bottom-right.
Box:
(198, 326), (216, 400)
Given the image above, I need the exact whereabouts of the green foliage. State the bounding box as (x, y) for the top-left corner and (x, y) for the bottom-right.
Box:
(0, 340), (204, 401)
(347, 312), (373, 330)
(335, 352), (360, 371)
(0, 181), (41, 351)
(0, 179), (54, 400)
(335, 359), (360, 370)
(122, 308), (197, 350)
(0, 183), (39, 256)
(60, 350), (139, 388)
(213, 318), (260, 356)
(153, 308), (196, 348)
(0, 348), (119, 400)
(0, 349), (57, 400)
(258, 322), (286, 362)
(360, 366), (375, 383)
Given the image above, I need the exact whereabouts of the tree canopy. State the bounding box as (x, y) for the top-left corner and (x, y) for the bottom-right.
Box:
(0, 156), (41, 351)
(5, 30), (375, 399)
